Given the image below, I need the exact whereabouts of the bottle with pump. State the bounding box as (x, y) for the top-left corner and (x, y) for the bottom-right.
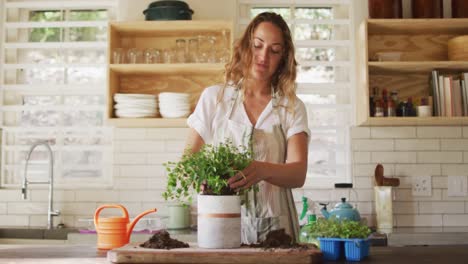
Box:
(299, 197), (320, 247)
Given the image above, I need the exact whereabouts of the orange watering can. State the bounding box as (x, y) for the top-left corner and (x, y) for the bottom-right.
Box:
(94, 204), (157, 250)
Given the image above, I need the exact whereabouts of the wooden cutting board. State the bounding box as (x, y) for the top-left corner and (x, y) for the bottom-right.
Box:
(107, 243), (323, 264)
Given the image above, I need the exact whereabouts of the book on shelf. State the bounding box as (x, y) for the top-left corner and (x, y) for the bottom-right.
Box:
(430, 70), (468, 117)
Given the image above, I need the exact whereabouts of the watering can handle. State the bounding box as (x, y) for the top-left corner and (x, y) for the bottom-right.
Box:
(94, 204), (129, 233)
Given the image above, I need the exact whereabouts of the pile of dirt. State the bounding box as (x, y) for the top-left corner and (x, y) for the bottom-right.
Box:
(244, 229), (316, 250)
(140, 230), (189, 249)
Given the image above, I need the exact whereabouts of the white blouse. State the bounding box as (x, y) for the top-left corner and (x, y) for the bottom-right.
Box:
(187, 84), (310, 144)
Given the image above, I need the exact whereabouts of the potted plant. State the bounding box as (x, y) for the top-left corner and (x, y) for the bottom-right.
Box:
(311, 218), (372, 261)
(162, 140), (254, 249)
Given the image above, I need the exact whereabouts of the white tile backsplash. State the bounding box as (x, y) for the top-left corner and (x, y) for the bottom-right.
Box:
(0, 203), (6, 214)
(443, 214), (468, 226)
(396, 214), (443, 226)
(352, 139), (394, 151)
(120, 165), (166, 177)
(114, 128), (146, 139)
(353, 152), (371, 163)
(30, 190), (75, 202)
(118, 140), (165, 153)
(350, 127), (370, 139)
(417, 152), (463, 163)
(371, 151), (417, 163)
(6, 126), (468, 229)
(417, 127), (462, 138)
(419, 202), (465, 214)
(0, 215), (29, 227)
(395, 164), (441, 177)
(393, 202), (418, 214)
(353, 164), (395, 177)
(395, 139), (440, 151)
(7, 202), (47, 214)
(371, 127), (416, 138)
(75, 190), (119, 202)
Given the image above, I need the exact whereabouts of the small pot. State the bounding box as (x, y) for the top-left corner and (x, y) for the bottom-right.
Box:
(143, 6), (193, 20)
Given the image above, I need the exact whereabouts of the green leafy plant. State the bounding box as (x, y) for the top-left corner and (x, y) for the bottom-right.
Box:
(162, 140), (254, 204)
(310, 218), (371, 239)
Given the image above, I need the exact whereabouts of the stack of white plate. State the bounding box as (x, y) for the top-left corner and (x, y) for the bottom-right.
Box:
(114, 93), (158, 118)
(158, 92), (191, 118)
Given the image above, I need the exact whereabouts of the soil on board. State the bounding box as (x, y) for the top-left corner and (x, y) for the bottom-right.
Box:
(243, 229), (317, 250)
(139, 230), (189, 249)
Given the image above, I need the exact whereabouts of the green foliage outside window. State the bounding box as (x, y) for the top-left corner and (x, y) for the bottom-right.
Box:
(29, 10), (107, 42)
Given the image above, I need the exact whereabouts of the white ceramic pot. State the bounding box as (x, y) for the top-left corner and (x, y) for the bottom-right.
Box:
(197, 194), (241, 248)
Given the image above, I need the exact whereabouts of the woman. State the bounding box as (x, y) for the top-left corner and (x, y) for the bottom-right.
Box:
(186, 12), (309, 244)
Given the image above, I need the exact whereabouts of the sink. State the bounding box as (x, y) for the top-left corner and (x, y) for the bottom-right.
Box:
(0, 228), (78, 240)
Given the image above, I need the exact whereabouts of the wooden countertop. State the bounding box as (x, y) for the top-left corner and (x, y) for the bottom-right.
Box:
(2, 244), (468, 263)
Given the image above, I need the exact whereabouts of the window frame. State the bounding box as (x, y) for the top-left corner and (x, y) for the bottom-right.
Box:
(0, 0), (117, 188)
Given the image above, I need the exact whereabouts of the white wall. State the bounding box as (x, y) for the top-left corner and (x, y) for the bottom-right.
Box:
(1, 0), (468, 229)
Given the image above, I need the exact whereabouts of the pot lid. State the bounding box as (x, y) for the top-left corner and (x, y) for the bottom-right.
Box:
(148, 0), (190, 9)
(334, 197), (353, 209)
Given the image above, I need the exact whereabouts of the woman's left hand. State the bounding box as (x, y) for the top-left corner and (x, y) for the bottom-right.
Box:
(228, 161), (265, 191)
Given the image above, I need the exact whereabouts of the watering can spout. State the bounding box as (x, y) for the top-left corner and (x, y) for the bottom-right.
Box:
(126, 208), (158, 241)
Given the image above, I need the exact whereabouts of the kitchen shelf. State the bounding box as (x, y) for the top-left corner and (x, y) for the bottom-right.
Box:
(107, 20), (233, 127)
(109, 63), (224, 74)
(106, 117), (188, 128)
(357, 18), (468, 126)
(368, 61), (468, 74)
(363, 116), (468, 126)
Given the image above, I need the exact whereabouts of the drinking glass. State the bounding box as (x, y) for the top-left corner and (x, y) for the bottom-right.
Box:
(112, 48), (124, 64)
(175, 39), (187, 63)
(217, 30), (230, 63)
(163, 49), (175, 63)
(188, 38), (199, 63)
(207, 36), (217, 63)
(127, 48), (141, 64)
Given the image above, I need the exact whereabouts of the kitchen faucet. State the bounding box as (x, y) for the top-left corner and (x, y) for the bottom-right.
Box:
(22, 140), (60, 230)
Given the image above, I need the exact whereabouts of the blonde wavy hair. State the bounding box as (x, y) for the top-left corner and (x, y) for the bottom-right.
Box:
(222, 12), (297, 109)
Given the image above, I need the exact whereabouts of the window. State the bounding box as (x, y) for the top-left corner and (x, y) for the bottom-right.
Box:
(1, 0), (116, 187)
(238, 0), (355, 188)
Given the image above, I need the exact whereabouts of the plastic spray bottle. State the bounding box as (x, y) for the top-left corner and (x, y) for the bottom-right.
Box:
(299, 197), (320, 247)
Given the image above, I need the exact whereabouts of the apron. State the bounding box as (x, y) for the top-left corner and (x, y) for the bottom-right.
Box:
(212, 84), (300, 244)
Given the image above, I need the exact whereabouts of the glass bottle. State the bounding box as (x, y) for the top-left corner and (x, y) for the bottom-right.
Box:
(411, 0), (443, 18)
(452, 0), (468, 18)
(382, 89), (389, 117)
(299, 214), (319, 248)
(391, 90), (400, 116)
(368, 0), (402, 19)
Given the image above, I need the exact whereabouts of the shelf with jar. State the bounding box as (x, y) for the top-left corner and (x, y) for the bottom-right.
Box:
(107, 20), (232, 127)
(357, 18), (468, 126)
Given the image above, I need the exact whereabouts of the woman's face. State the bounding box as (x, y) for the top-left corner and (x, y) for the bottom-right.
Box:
(250, 22), (285, 82)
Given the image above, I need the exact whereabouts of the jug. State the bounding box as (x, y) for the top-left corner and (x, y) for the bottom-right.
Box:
(94, 204), (157, 249)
